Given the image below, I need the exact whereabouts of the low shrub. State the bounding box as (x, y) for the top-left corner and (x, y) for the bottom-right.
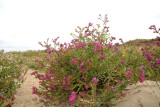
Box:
(31, 15), (160, 107)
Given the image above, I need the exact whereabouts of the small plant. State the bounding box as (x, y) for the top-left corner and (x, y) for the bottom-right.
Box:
(0, 50), (27, 106)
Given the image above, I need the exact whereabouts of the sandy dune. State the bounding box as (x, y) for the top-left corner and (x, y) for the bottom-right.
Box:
(114, 80), (160, 107)
(13, 69), (160, 107)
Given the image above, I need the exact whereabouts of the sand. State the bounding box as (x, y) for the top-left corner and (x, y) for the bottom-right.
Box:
(12, 69), (45, 107)
(13, 69), (160, 107)
(114, 80), (160, 107)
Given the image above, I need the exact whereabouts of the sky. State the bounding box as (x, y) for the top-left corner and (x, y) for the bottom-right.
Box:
(0, 0), (160, 52)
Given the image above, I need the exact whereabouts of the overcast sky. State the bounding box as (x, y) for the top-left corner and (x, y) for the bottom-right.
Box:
(0, 0), (160, 52)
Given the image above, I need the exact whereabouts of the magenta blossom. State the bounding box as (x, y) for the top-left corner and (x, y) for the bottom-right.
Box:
(123, 92), (127, 96)
(93, 77), (99, 85)
(140, 73), (145, 83)
(118, 80), (120, 84)
(150, 63), (154, 67)
(102, 55), (105, 59)
(148, 53), (152, 61)
(85, 85), (88, 90)
(96, 42), (100, 47)
(99, 55), (102, 59)
(52, 83), (56, 87)
(121, 60), (124, 64)
(111, 86), (114, 91)
(140, 66), (144, 72)
(74, 60), (77, 65)
(89, 22), (93, 26)
(99, 45), (104, 51)
(157, 58), (160, 64)
(80, 63), (84, 67)
(126, 68), (131, 78)
(69, 92), (76, 105)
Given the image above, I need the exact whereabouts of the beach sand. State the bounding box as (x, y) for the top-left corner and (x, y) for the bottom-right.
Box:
(113, 80), (160, 107)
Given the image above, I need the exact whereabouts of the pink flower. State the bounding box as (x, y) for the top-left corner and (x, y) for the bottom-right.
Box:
(119, 38), (122, 41)
(81, 76), (84, 79)
(86, 66), (90, 70)
(74, 60), (77, 65)
(123, 92), (127, 96)
(36, 92), (39, 95)
(157, 58), (160, 64)
(121, 60), (124, 64)
(85, 85), (88, 90)
(86, 32), (91, 36)
(69, 92), (76, 105)
(106, 83), (109, 86)
(118, 80), (120, 84)
(126, 68), (131, 78)
(96, 42), (100, 47)
(30, 70), (37, 75)
(150, 63), (154, 67)
(67, 75), (71, 85)
(140, 66), (144, 71)
(111, 36), (116, 40)
(68, 75), (71, 78)
(93, 77), (99, 84)
(40, 64), (43, 68)
(14, 95), (18, 98)
(80, 63), (84, 67)
(95, 52), (99, 55)
(52, 82), (56, 87)
(140, 73), (145, 83)
(148, 53), (152, 61)
(102, 55), (105, 59)
(86, 60), (90, 64)
(78, 58), (83, 61)
(48, 50), (52, 53)
(42, 76), (46, 80)
(99, 45), (104, 50)
(144, 53), (148, 55)
(92, 41), (95, 46)
(80, 68), (84, 73)
(35, 59), (37, 62)
(111, 86), (114, 91)
(89, 22), (93, 26)
(117, 94), (121, 98)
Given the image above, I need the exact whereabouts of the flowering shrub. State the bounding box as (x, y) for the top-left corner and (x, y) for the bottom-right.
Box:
(0, 50), (27, 107)
(31, 15), (160, 106)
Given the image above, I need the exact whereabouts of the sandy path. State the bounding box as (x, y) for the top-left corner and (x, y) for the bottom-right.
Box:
(12, 69), (160, 107)
(12, 69), (45, 107)
(114, 80), (160, 107)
